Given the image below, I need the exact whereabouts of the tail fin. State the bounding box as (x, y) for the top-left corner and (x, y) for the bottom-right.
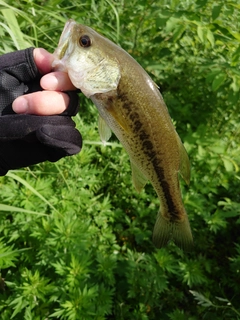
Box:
(152, 211), (193, 252)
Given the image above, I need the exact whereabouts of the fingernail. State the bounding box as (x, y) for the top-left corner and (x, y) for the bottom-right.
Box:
(12, 97), (29, 114)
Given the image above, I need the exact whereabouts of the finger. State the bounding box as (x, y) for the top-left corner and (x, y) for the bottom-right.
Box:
(33, 48), (54, 75)
(40, 71), (76, 91)
(12, 91), (69, 115)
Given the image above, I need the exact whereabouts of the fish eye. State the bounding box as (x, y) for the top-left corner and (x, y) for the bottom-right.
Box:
(79, 35), (91, 47)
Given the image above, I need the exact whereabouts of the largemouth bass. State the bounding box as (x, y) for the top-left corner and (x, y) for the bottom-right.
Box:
(52, 20), (193, 251)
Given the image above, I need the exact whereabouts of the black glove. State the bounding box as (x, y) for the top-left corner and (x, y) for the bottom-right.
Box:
(0, 47), (82, 175)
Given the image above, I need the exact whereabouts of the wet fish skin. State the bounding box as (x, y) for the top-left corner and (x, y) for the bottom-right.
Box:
(53, 20), (193, 251)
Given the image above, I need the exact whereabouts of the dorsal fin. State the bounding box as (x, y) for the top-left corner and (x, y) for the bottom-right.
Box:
(177, 137), (190, 185)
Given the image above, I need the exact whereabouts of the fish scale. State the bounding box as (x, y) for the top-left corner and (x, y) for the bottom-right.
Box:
(52, 19), (193, 251)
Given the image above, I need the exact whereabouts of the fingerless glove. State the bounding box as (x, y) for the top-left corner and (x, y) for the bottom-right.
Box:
(0, 47), (82, 175)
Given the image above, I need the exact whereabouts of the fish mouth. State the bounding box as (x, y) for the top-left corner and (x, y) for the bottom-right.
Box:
(55, 19), (77, 59)
(52, 20), (77, 70)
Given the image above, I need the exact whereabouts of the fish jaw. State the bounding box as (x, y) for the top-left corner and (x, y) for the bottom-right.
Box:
(52, 20), (76, 72)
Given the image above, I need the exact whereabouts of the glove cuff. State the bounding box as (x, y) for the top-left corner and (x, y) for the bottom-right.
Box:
(60, 90), (80, 116)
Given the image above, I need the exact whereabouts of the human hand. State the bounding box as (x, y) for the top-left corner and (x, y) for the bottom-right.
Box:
(12, 48), (77, 115)
(0, 47), (82, 175)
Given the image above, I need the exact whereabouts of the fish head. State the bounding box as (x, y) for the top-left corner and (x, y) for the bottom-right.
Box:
(52, 19), (121, 98)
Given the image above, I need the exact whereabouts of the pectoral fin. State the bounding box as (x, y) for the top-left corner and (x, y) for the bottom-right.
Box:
(98, 115), (112, 145)
(130, 160), (148, 192)
(103, 103), (130, 134)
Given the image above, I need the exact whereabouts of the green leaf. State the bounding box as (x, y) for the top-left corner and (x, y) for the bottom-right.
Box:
(212, 5), (222, 20)
(168, 309), (186, 320)
(212, 73), (226, 91)
(172, 24), (185, 42)
(230, 32), (240, 41)
(6, 172), (58, 213)
(230, 76), (240, 92)
(232, 46), (240, 62)
(207, 29), (215, 47)
(195, 0), (208, 8)
(190, 290), (213, 307)
(215, 296), (230, 303)
(170, 0), (180, 10)
(0, 203), (47, 216)
(50, 309), (65, 318)
(1, 8), (32, 49)
(166, 17), (180, 32)
(10, 296), (28, 318)
(222, 156), (239, 172)
(212, 23), (234, 40)
(208, 210), (227, 232)
(206, 69), (222, 84)
(156, 14), (170, 28)
(180, 261), (208, 286)
(0, 248), (30, 259)
(222, 158), (234, 172)
(227, 90), (239, 104)
(197, 25), (204, 42)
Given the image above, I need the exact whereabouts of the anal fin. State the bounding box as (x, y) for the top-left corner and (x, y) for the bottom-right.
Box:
(130, 160), (148, 193)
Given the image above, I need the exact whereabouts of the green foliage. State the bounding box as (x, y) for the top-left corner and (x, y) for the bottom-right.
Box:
(0, 0), (240, 319)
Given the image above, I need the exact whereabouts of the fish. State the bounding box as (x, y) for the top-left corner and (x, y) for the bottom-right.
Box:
(52, 19), (193, 251)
